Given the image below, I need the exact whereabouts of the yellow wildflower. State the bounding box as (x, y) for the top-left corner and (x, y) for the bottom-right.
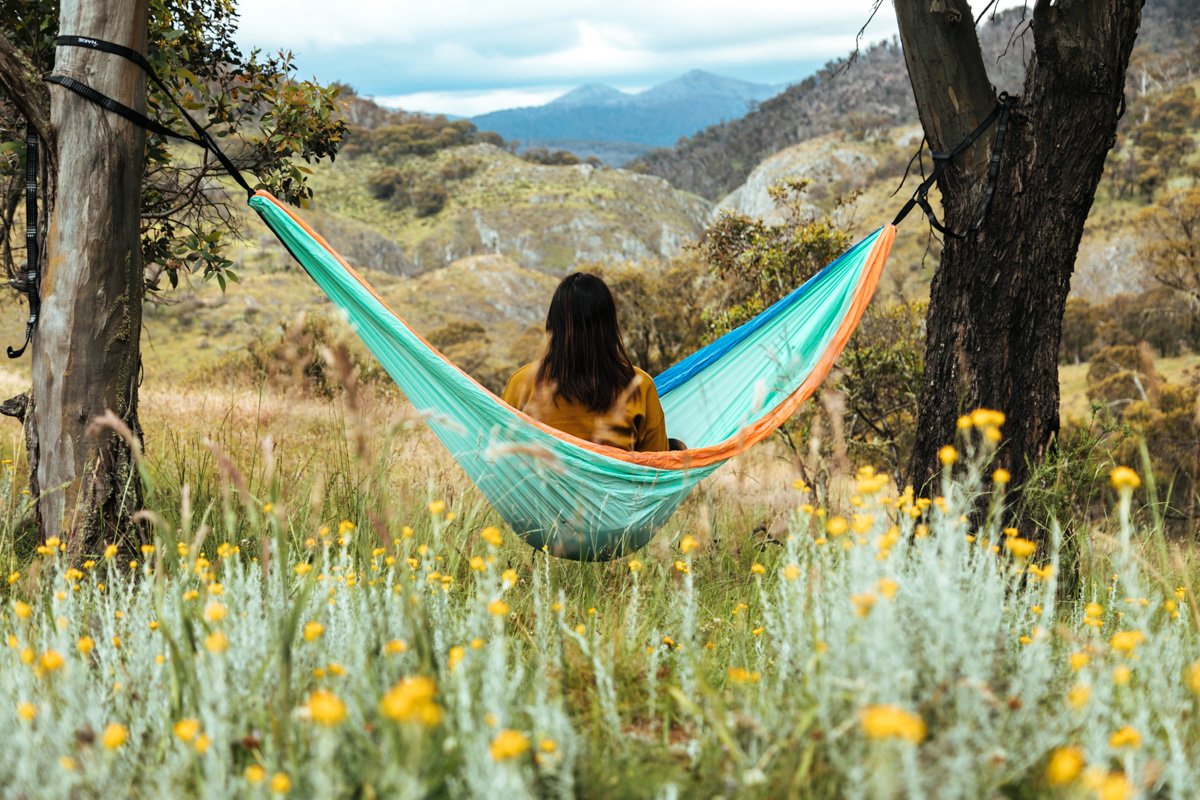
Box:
(490, 729), (531, 761)
(1004, 538), (1037, 560)
(1109, 467), (1140, 491)
(174, 719), (200, 742)
(674, 560), (689, 574)
(306, 689), (347, 726)
(77, 636), (95, 655)
(270, 772), (291, 794)
(859, 705), (926, 743)
(679, 534), (698, 554)
(992, 468), (1011, 485)
(487, 599), (510, 617)
(205, 631), (228, 654)
(783, 563), (801, 581)
(101, 723), (128, 750)
(1188, 660), (1200, 695)
(826, 516), (849, 537)
(1108, 726), (1140, 749)
(1109, 630), (1144, 654)
(39, 649), (64, 673)
(428, 500), (447, 515)
(750, 562), (766, 576)
(628, 559), (643, 573)
(294, 563), (313, 576)
(448, 646), (465, 669)
(204, 602), (227, 623)
(1067, 684), (1091, 709)
(17, 701), (36, 722)
(938, 445), (958, 466)
(851, 593), (877, 618)
(1113, 665), (1132, 686)
(303, 621), (325, 642)
(13, 600), (31, 620)
(1069, 652), (1089, 671)
(380, 676), (442, 726)
(727, 667), (761, 684)
(384, 639), (407, 655)
(877, 578), (899, 600)
(1045, 746), (1084, 785)
(245, 765), (265, 783)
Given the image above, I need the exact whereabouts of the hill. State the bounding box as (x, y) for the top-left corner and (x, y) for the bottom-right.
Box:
(471, 70), (783, 165)
(300, 143), (711, 276)
(635, 1), (1200, 200)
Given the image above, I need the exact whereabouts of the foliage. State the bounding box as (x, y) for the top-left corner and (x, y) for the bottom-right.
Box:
(1, 418), (1198, 797)
(698, 179), (851, 338)
(1080, 345), (1200, 525)
(210, 314), (387, 398)
(366, 167), (447, 217)
(589, 255), (716, 376)
(0, 0), (347, 292)
(344, 118), (501, 162)
(690, 179), (924, 477)
(1139, 187), (1200, 306)
(1060, 290), (1200, 364)
(1109, 86), (1200, 200)
(426, 319), (509, 393)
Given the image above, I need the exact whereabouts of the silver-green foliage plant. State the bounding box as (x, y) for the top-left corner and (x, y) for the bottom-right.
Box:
(1, 418), (1198, 798)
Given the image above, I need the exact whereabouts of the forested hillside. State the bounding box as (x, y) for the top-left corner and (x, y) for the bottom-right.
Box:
(636, 1), (1200, 200)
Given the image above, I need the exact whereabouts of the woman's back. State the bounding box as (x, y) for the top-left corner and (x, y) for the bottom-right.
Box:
(502, 362), (667, 452)
(501, 272), (670, 452)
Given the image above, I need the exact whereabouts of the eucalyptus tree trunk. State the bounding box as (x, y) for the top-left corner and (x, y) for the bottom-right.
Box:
(31, 0), (148, 550)
(895, 0), (1143, 499)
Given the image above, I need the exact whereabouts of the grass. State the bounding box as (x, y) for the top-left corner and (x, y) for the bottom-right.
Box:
(0, 364), (1198, 797)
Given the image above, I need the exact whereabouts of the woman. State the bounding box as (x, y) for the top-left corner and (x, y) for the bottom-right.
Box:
(502, 272), (670, 452)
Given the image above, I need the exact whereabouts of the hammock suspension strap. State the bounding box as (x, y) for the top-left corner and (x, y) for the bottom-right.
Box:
(8, 123), (40, 359)
(45, 35), (255, 199)
(892, 92), (1016, 238)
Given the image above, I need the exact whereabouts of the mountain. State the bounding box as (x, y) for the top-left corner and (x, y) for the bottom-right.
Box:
(635, 2), (1200, 200)
(470, 70), (784, 165)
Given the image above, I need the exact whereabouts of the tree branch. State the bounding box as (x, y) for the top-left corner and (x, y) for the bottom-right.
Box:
(0, 31), (53, 164)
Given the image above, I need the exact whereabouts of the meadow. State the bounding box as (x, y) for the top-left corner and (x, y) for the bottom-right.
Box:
(0, 359), (1198, 800)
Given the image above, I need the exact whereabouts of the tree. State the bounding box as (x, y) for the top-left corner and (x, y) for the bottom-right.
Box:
(0, 0), (345, 551)
(1139, 187), (1200, 307)
(894, 0), (1144, 498)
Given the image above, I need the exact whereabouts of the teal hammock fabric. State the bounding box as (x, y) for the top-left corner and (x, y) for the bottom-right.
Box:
(250, 192), (893, 560)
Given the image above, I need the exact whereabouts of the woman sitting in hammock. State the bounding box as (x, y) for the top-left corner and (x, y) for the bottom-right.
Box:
(502, 272), (673, 452)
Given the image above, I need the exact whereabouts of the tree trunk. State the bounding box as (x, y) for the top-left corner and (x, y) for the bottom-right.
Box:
(33, 0), (148, 551)
(897, 0), (1144, 498)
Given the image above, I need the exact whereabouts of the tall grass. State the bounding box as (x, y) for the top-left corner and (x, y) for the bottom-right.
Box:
(0, 384), (1198, 799)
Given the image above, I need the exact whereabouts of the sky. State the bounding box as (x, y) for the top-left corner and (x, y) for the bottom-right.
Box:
(235, 1), (1027, 117)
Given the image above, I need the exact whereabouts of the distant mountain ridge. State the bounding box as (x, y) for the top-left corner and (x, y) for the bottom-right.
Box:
(635, 1), (1200, 200)
(470, 70), (784, 165)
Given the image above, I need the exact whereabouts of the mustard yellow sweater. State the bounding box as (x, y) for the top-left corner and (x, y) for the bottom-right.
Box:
(501, 363), (668, 452)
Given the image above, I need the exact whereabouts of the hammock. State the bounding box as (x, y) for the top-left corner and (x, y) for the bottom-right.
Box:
(251, 192), (894, 560)
(39, 35), (909, 561)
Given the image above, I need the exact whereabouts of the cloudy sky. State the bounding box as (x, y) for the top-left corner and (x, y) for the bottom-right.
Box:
(236, 1), (1025, 117)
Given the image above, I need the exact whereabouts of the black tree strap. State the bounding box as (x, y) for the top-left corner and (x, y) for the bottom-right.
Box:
(46, 35), (255, 199)
(9, 123), (40, 359)
(892, 92), (1016, 237)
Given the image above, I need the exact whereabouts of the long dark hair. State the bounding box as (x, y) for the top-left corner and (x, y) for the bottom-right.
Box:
(537, 272), (636, 411)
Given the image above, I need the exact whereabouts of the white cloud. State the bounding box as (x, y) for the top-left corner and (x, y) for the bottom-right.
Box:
(377, 87), (574, 117)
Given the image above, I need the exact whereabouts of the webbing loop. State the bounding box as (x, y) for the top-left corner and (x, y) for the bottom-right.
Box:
(892, 92), (1016, 237)
(8, 123), (40, 359)
(45, 34), (255, 199)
